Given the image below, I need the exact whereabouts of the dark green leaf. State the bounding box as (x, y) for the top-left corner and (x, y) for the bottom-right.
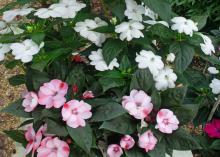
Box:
(102, 39), (126, 65)
(0, 99), (31, 118)
(31, 32), (45, 44)
(151, 89), (161, 109)
(170, 42), (195, 73)
(100, 115), (136, 134)
(8, 74), (25, 86)
(165, 128), (201, 150)
(210, 140), (220, 150)
(130, 69), (154, 92)
(120, 55), (131, 71)
(148, 138), (166, 157)
(46, 119), (68, 137)
(99, 77), (125, 92)
(191, 15), (208, 30)
(91, 102), (126, 122)
(142, 0), (173, 21)
(67, 125), (93, 153)
(4, 130), (27, 147)
(125, 148), (145, 157)
(92, 25), (115, 33)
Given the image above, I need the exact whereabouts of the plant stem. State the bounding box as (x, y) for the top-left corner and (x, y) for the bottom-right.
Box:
(208, 94), (220, 121)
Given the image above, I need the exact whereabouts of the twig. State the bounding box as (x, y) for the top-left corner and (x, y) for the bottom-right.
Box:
(208, 94), (220, 121)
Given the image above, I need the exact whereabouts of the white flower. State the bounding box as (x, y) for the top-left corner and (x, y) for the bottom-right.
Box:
(3, 8), (34, 22)
(135, 50), (164, 76)
(124, 0), (145, 21)
(200, 34), (215, 55)
(171, 17), (198, 37)
(208, 67), (219, 74)
(154, 67), (177, 91)
(115, 20), (144, 41)
(74, 17), (108, 46)
(144, 20), (169, 28)
(144, 6), (158, 20)
(88, 49), (119, 71)
(166, 53), (175, 62)
(10, 39), (44, 63)
(0, 44), (11, 61)
(0, 21), (24, 35)
(35, 0), (85, 19)
(210, 78), (220, 94)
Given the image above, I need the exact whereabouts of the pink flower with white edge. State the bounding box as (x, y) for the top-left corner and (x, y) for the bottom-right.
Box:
(155, 109), (179, 134)
(83, 90), (95, 99)
(138, 130), (157, 152)
(22, 91), (38, 112)
(107, 144), (123, 157)
(62, 100), (92, 128)
(38, 79), (68, 108)
(37, 137), (70, 157)
(120, 135), (135, 150)
(122, 89), (153, 119)
(25, 126), (42, 156)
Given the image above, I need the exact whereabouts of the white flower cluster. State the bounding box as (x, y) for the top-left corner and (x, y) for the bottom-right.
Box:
(74, 18), (108, 46)
(34, 0), (85, 19)
(136, 50), (177, 91)
(200, 34), (215, 55)
(0, 21), (24, 35)
(0, 39), (44, 63)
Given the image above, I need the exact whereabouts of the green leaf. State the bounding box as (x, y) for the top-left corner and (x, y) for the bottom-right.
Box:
(46, 119), (68, 137)
(142, 0), (173, 22)
(91, 102), (126, 122)
(100, 115), (136, 134)
(67, 125), (93, 153)
(31, 48), (72, 71)
(151, 89), (161, 109)
(0, 99), (31, 118)
(103, 0), (126, 21)
(99, 77), (125, 92)
(199, 53), (220, 65)
(130, 69), (154, 92)
(148, 138), (166, 157)
(32, 108), (61, 122)
(149, 24), (174, 39)
(170, 42), (195, 73)
(165, 128), (201, 150)
(102, 39), (126, 65)
(125, 148), (145, 157)
(85, 98), (115, 108)
(4, 130), (27, 147)
(92, 25), (115, 33)
(25, 69), (50, 91)
(191, 15), (208, 30)
(66, 66), (85, 92)
(31, 32), (45, 44)
(161, 86), (187, 107)
(120, 55), (131, 71)
(8, 74), (25, 86)
(171, 104), (199, 124)
(210, 140), (220, 150)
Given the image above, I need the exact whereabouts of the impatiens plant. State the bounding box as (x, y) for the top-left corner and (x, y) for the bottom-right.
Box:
(1, 0), (220, 157)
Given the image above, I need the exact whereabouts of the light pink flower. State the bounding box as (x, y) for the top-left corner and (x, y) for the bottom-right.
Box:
(37, 137), (70, 157)
(138, 130), (157, 152)
(62, 100), (92, 128)
(25, 126), (42, 156)
(155, 109), (179, 134)
(22, 92), (38, 112)
(120, 135), (135, 150)
(107, 144), (123, 157)
(38, 79), (68, 108)
(82, 90), (95, 99)
(122, 89), (153, 119)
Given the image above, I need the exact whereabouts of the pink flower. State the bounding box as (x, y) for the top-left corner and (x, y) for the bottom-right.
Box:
(72, 84), (78, 93)
(82, 90), (95, 99)
(122, 89), (153, 119)
(138, 130), (157, 152)
(155, 109), (179, 134)
(62, 100), (92, 128)
(107, 144), (123, 157)
(204, 119), (220, 138)
(25, 126), (42, 156)
(22, 92), (38, 112)
(120, 135), (135, 150)
(37, 137), (70, 157)
(38, 79), (68, 108)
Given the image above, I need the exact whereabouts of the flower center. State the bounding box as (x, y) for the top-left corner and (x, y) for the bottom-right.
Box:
(113, 147), (120, 152)
(163, 119), (169, 125)
(72, 108), (78, 115)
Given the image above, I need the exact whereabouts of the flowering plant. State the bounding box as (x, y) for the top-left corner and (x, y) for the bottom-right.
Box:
(1, 0), (220, 157)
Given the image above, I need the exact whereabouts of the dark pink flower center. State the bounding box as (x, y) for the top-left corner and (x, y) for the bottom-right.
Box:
(72, 108), (78, 115)
(113, 147), (120, 152)
(163, 119), (169, 125)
